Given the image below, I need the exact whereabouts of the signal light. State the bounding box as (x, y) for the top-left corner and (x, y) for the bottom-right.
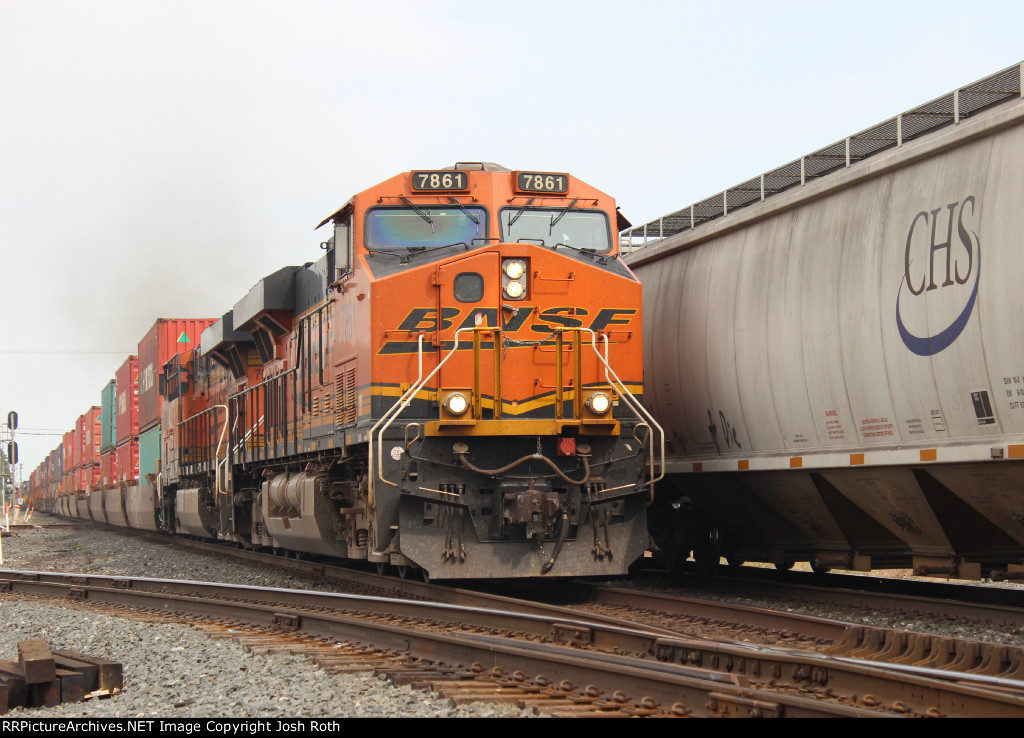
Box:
(586, 392), (611, 415)
(444, 392), (470, 416)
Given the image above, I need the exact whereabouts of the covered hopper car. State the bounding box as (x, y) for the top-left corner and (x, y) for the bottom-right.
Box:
(624, 62), (1024, 581)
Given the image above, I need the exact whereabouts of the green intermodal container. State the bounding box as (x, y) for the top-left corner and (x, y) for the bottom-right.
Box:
(100, 380), (116, 452)
(138, 424), (161, 480)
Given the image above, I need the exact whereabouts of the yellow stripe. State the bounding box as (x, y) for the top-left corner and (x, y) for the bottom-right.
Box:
(368, 383), (643, 416)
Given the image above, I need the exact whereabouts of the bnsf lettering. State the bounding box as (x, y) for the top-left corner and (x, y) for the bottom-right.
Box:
(590, 308), (638, 331)
(381, 306), (635, 354)
(530, 307), (586, 334)
(398, 307), (459, 331)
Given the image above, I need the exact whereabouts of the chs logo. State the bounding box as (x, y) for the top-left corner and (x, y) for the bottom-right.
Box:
(896, 196), (980, 356)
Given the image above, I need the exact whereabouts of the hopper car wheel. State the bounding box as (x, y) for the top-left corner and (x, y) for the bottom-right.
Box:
(693, 526), (721, 576)
(774, 560), (795, 571)
(726, 554), (745, 568)
(811, 562), (831, 576)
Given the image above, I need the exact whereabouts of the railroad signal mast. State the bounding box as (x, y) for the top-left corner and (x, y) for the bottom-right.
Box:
(0, 410), (17, 563)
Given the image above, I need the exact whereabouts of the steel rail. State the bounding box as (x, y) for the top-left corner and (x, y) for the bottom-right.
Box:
(682, 569), (1024, 629)
(49, 526), (1024, 681)
(3, 571), (1024, 716)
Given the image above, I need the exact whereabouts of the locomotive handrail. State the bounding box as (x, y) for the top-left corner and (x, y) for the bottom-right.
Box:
(177, 404), (228, 468)
(369, 333), (429, 503)
(232, 413), (264, 461)
(369, 326), (663, 504)
(592, 330), (665, 499)
(229, 368), (296, 465)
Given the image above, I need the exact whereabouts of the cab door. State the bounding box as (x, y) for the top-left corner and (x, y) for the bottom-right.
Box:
(435, 252), (500, 417)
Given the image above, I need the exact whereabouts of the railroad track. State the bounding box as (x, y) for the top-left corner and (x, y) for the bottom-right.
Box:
(3, 569), (1024, 717)
(120, 528), (1024, 681)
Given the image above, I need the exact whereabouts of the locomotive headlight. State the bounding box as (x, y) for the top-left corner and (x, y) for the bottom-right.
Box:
(444, 392), (470, 416)
(503, 259), (526, 280)
(586, 392), (612, 415)
(502, 259), (528, 300)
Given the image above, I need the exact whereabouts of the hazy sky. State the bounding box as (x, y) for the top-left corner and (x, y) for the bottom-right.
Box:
(2, 0), (1023, 473)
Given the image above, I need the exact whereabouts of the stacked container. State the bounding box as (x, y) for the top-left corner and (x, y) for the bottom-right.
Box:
(100, 379), (116, 487)
(115, 356), (139, 483)
(77, 407), (101, 493)
(137, 319), (215, 479)
(62, 430), (74, 497)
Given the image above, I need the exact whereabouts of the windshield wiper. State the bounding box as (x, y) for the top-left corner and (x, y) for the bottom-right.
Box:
(552, 241), (607, 264)
(401, 241), (470, 264)
(549, 198), (579, 229)
(507, 198), (535, 228)
(365, 247), (405, 259)
(448, 197), (480, 225)
(401, 197), (434, 228)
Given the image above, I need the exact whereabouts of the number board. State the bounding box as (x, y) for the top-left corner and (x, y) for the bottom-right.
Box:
(515, 171), (569, 194)
(411, 171), (469, 191)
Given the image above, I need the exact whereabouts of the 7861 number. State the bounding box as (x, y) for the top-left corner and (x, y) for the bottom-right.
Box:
(516, 172), (568, 193)
(412, 171), (468, 191)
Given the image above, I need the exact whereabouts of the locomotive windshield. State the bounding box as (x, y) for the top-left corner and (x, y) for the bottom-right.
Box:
(364, 206), (488, 250)
(500, 207), (611, 253)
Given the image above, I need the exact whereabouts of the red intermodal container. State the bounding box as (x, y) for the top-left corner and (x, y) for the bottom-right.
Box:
(116, 355), (139, 445)
(77, 407), (102, 466)
(61, 432), (73, 493)
(100, 449), (115, 487)
(138, 319), (215, 434)
(77, 463), (100, 493)
(69, 424), (81, 470)
(115, 438), (139, 483)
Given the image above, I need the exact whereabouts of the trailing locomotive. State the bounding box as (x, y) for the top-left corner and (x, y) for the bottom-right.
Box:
(623, 62), (1024, 580)
(29, 163), (659, 580)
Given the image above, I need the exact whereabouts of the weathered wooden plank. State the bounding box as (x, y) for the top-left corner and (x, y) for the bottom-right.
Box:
(52, 650), (122, 691)
(18, 639), (56, 685)
(0, 660), (28, 708)
(53, 654), (99, 692)
(57, 668), (87, 704)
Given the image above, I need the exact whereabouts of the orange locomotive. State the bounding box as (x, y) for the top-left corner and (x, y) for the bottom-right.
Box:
(161, 163), (660, 579)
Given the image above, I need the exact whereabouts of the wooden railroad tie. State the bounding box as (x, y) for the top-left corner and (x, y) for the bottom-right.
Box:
(0, 639), (122, 714)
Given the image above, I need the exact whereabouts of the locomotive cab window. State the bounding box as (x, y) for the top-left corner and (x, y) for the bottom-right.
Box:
(364, 206), (488, 252)
(334, 218), (351, 274)
(499, 207), (611, 253)
(453, 272), (485, 303)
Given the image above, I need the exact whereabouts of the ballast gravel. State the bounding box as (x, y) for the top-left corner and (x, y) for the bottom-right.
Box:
(0, 518), (536, 718)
